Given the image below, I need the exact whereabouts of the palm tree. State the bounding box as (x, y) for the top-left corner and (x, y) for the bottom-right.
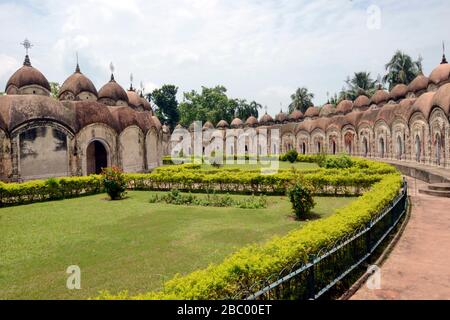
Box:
(234, 100), (262, 120)
(289, 87), (314, 113)
(343, 72), (378, 100)
(383, 51), (422, 90)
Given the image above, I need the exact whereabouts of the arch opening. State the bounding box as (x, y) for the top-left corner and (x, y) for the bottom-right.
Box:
(87, 140), (108, 175)
(396, 136), (403, 160)
(415, 135), (421, 162)
(379, 137), (385, 158)
(435, 133), (442, 166)
(362, 137), (368, 157)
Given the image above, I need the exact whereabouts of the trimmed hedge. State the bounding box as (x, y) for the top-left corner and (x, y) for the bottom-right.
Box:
(97, 172), (403, 300)
(0, 176), (103, 206)
(0, 158), (396, 207)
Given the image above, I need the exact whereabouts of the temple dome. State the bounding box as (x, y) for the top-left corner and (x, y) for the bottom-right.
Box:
(429, 63), (450, 85)
(140, 95), (153, 113)
(304, 106), (320, 118)
(289, 109), (303, 121)
(371, 89), (390, 105)
(126, 88), (145, 111)
(5, 55), (51, 95)
(216, 120), (229, 128)
(98, 74), (129, 106)
(319, 104), (336, 117)
(336, 100), (353, 114)
(407, 75), (429, 94)
(230, 117), (243, 128)
(275, 110), (288, 122)
(203, 121), (214, 130)
(259, 113), (274, 124)
(59, 64), (98, 101)
(354, 95), (370, 109)
(389, 84), (408, 101)
(245, 115), (258, 126)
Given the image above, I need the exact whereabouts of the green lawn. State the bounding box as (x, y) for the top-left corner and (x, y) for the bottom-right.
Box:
(198, 161), (318, 171)
(0, 191), (354, 300)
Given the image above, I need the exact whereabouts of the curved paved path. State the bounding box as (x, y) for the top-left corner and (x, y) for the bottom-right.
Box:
(351, 177), (450, 300)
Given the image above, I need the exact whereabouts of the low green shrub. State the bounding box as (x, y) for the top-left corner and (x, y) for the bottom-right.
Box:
(287, 181), (315, 219)
(149, 189), (267, 209)
(102, 167), (127, 200)
(320, 154), (353, 169)
(285, 150), (299, 163)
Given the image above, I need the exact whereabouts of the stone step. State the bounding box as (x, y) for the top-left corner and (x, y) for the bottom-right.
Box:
(419, 189), (450, 198)
(428, 183), (450, 191)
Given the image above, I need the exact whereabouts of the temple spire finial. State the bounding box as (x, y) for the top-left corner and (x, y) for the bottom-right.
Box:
(20, 38), (33, 66)
(129, 73), (134, 91)
(75, 52), (81, 73)
(441, 41), (448, 64)
(109, 62), (115, 81)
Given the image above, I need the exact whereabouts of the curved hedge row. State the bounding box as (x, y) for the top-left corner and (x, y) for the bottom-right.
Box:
(0, 158), (397, 206)
(97, 172), (402, 300)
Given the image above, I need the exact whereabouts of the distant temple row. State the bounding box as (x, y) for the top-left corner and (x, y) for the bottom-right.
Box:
(178, 54), (450, 168)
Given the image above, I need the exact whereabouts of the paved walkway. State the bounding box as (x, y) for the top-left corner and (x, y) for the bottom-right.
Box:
(351, 177), (450, 300)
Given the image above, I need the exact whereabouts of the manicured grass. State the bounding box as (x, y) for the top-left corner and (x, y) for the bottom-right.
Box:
(0, 191), (354, 300)
(198, 161), (319, 171)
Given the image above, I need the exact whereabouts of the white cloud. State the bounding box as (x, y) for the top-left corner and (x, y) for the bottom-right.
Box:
(0, 0), (449, 116)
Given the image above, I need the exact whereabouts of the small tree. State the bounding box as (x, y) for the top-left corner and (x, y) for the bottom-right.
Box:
(287, 181), (315, 220)
(102, 167), (127, 200)
(285, 149), (298, 163)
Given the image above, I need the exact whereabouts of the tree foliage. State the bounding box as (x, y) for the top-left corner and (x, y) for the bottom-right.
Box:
(50, 82), (60, 98)
(148, 85), (180, 129)
(178, 85), (261, 127)
(382, 50), (422, 90)
(289, 87), (314, 113)
(340, 72), (378, 100)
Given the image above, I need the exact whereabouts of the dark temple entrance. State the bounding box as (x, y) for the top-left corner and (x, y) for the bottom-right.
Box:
(87, 140), (108, 175)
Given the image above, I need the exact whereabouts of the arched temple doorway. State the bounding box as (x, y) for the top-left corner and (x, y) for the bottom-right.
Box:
(362, 137), (368, 157)
(379, 137), (385, 158)
(415, 135), (421, 162)
(396, 136), (403, 160)
(86, 140), (108, 175)
(435, 133), (442, 166)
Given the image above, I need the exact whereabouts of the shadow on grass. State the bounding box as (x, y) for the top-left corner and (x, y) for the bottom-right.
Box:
(287, 211), (322, 222)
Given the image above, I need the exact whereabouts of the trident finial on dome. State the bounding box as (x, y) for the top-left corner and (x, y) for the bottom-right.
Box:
(20, 38), (33, 66)
(441, 41), (448, 64)
(264, 105), (268, 114)
(109, 62), (115, 81)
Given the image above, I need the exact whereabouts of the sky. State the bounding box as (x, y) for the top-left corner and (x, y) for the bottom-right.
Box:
(0, 0), (449, 116)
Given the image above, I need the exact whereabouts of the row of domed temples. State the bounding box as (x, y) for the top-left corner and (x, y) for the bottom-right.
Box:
(178, 56), (450, 169)
(1, 52), (450, 182)
(0, 54), (170, 181)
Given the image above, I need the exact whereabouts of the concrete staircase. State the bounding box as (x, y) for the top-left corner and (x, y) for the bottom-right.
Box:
(419, 183), (450, 197)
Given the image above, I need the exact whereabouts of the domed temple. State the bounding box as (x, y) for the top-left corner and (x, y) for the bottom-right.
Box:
(182, 54), (450, 169)
(0, 53), (170, 181)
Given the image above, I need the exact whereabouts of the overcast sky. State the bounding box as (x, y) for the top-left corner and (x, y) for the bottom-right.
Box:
(0, 0), (449, 116)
